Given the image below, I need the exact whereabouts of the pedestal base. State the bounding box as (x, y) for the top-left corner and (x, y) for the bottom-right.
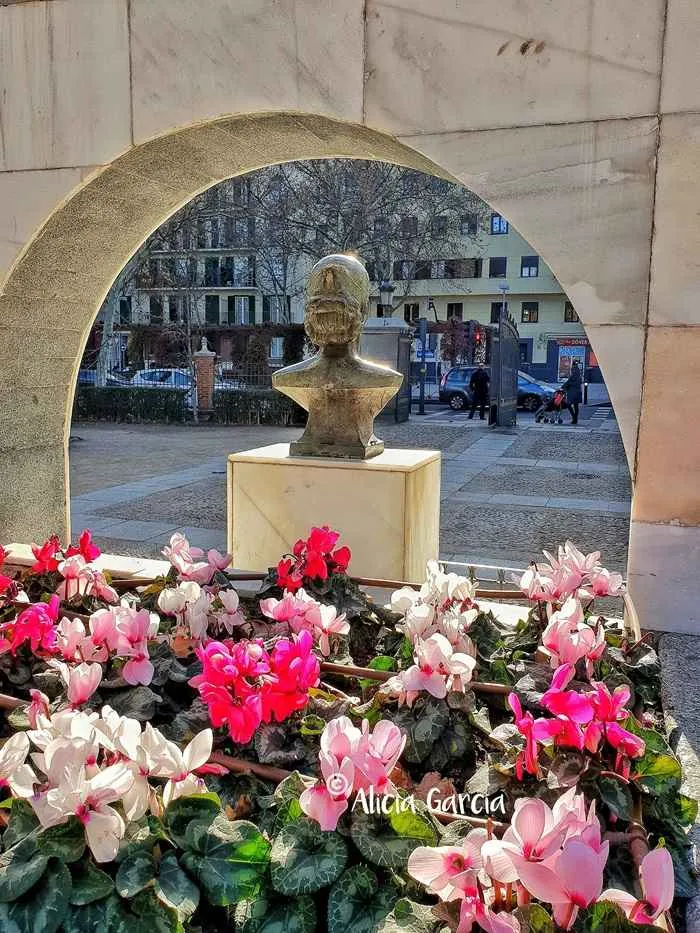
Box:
(227, 444), (441, 582)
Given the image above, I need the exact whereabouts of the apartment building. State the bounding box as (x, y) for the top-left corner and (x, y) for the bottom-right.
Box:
(369, 212), (599, 386)
(105, 176), (597, 387)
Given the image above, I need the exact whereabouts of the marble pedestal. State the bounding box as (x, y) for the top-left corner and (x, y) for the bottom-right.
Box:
(227, 443), (441, 582)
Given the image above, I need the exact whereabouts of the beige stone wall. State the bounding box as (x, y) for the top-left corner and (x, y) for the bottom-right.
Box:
(0, 0), (699, 630)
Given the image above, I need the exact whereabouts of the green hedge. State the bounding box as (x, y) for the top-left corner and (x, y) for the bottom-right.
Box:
(74, 387), (189, 423)
(213, 388), (306, 426)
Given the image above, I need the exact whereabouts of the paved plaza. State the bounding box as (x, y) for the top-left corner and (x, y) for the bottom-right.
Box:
(69, 403), (630, 573)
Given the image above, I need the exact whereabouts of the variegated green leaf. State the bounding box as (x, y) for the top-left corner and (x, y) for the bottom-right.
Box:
(235, 892), (317, 932)
(164, 793), (221, 848)
(1, 800), (39, 851)
(350, 809), (431, 869)
(115, 850), (155, 898)
(69, 860), (114, 905)
(327, 864), (399, 933)
(0, 845), (47, 902)
(154, 851), (199, 919)
(270, 819), (347, 895)
(0, 858), (71, 933)
(180, 819), (269, 907)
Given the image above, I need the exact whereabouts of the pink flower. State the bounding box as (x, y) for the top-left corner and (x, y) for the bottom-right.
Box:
(541, 664), (595, 723)
(27, 689), (50, 727)
(457, 884), (522, 933)
(55, 555), (94, 601)
(408, 831), (484, 900)
(263, 630), (320, 722)
(511, 837), (608, 929)
(482, 797), (569, 883)
(91, 572), (119, 604)
(303, 601), (349, 656)
(401, 633), (477, 700)
(300, 753), (354, 831)
(49, 660), (102, 708)
(0, 595), (60, 655)
(508, 693), (554, 778)
(542, 597), (606, 676)
(65, 529), (101, 563)
(300, 716), (407, 832)
(163, 533), (214, 585)
(601, 848), (674, 926)
(582, 567), (624, 598)
(55, 617), (87, 661)
(259, 590), (315, 633)
(215, 589), (245, 633)
(31, 535), (62, 574)
(207, 549), (232, 572)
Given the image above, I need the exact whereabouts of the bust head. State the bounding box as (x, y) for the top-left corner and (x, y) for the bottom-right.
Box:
(304, 253), (370, 347)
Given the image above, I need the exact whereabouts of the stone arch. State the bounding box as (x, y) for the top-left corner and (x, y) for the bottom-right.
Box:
(0, 111), (647, 543)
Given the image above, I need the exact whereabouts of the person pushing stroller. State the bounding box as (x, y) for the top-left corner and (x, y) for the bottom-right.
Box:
(535, 387), (566, 424)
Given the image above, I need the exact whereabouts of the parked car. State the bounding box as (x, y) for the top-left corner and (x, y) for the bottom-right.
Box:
(78, 368), (130, 387)
(130, 368), (195, 407)
(439, 366), (555, 412)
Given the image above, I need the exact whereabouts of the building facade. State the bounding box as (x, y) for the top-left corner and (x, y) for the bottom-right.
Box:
(369, 212), (599, 387)
(103, 180), (596, 388)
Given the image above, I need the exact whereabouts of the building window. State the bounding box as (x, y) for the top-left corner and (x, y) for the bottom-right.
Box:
(564, 301), (579, 322)
(432, 215), (448, 237)
(445, 258), (482, 278)
(168, 296), (180, 323)
(263, 295), (289, 323)
(392, 260), (415, 281)
(490, 213), (509, 234)
(205, 295), (220, 326)
(149, 296), (163, 325)
(460, 213), (477, 236)
(446, 302), (463, 321)
(270, 337), (284, 360)
(404, 303), (420, 324)
(227, 295), (254, 325)
(204, 257), (220, 287)
(489, 256), (507, 278)
(521, 301), (539, 323)
(490, 301), (504, 323)
(519, 341), (531, 363)
(119, 296), (132, 325)
(521, 255), (539, 277)
(400, 215), (418, 237)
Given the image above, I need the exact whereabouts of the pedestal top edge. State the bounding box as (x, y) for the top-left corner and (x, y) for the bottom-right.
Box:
(228, 443), (441, 471)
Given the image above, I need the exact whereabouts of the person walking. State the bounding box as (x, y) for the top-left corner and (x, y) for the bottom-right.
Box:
(468, 363), (490, 420)
(561, 359), (583, 424)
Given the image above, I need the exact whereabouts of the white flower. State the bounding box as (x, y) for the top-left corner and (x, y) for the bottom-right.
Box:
(149, 729), (213, 807)
(0, 732), (36, 798)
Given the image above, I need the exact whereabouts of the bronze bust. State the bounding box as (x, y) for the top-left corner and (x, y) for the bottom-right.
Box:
(273, 254), (403, 459)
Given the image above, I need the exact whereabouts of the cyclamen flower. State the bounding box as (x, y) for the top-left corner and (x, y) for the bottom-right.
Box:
(56, 555), (94, 601)
(275, 526), (351, 591)
(408, 830), (485, 900)
(190, 633), (319, 744)
(0, 732), (37, 797)
(0, 594), (60, 655)
(148, 729), (213, 807)
(215, 589), (245, 633)
(30, 535), (62, 573)
(299, 716), (405, 831)
(260, 590), (316, 633)
(481, 789), (597, 884)
(163, 533), (215, 585)
(65, 529), (101, 563)
(0, 545), (14, 597)
(49, 659), (102, 707)
(387, 633), (476, 706)
(302, 601), (349, 657)
(509, 838), (608, 930)
(541, 597), (605, 676)
(601, 848), (674, 926)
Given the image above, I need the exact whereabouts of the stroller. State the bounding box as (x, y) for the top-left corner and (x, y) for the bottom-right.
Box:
(534, 388), (566, 424)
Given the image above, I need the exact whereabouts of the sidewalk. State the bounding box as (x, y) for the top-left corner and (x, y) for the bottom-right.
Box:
(69, 414), (631, 570)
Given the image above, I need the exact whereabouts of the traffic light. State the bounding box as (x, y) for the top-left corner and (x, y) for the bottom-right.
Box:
(475, 327), (481, 343)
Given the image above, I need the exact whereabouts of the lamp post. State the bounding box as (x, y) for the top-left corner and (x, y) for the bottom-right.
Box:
(379, 281), (395, 319)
